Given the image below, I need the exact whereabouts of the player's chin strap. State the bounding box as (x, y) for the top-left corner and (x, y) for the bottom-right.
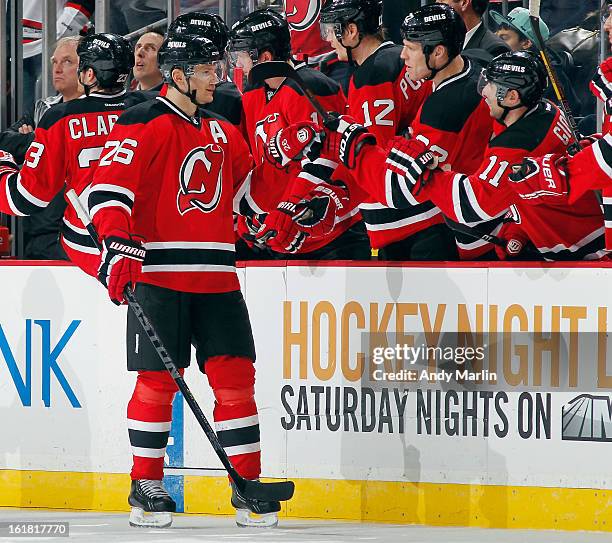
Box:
(337, 29), (363, 68)
(496, 87), (526, 125)
(422, 45), (454, 81)
(78, 70), (96, 97)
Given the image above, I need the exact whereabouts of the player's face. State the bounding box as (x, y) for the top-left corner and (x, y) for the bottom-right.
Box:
(604, 5), (612, 47)
(321, 23), (348, 62)
(481, 81), (505, 119)
(133, 32), (164, 82)
(496, 27), (524, 52)
(51, 42), (80, 96)
(232, 50), (255, 75)
(189, 63), (220, 104)
(401, 40), (429, 80)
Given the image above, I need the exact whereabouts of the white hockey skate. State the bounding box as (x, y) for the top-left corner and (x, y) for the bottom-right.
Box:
(231, 481), (280, 528)
(128, 479), (175, 528)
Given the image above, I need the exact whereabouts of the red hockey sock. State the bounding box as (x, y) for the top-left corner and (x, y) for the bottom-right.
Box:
(205, 356), (261, 481)
(127, 370), (181, 481)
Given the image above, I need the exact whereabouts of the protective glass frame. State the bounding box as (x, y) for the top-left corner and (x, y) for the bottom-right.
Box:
(320, 21), (344, 41)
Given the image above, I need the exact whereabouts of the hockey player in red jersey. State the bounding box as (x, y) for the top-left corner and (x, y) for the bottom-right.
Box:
(320, 0), (458, 260)
(0, 33), (151, 276)
(317, 51), (606, 260)
(228, 8), (368, 258)
(392, 3), (495, 258)
(508, 4), (612, 241)
(88, 35), (286, 529)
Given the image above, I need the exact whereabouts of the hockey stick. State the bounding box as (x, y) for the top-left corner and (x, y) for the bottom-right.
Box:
(444, 217), (541, 259)
(528, 0), (582, 155)
(66, 189), (295, 503)
(249, 61), (335, 124)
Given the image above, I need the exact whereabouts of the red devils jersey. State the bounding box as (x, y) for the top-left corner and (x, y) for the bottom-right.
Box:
(567, 134), (612, 199)
(241, 62), (362, 253)
(284, 0), (331, 60)
(0, 90), (150, 275)
(362, 101), (606, 260)
(347, 42), (439, 249)
(589, 58), (612, 250)
(90, 96), (278, 294)
(410, 58), (493, 175)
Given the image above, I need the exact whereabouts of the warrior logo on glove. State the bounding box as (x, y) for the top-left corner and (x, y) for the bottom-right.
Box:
(177, 145), (225, 215)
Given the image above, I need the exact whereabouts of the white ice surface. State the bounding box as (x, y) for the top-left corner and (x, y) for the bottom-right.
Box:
(0, 510), (611, 543)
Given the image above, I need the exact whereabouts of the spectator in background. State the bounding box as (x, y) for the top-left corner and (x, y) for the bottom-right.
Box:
(438, 0), (509, 60)
(541, 0), (599, 36)
(490, 8), (582, 119)
(131, 31), (164, 91)
(0, 35), (84, 261)
(20, 0), (93, 112)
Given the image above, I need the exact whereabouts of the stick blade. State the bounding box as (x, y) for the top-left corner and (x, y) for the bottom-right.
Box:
(248, 61), (295, 86)
(236, 478), (295, 502)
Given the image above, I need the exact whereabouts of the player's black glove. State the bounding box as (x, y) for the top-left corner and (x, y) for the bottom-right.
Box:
(322, 113), (376, 169)
(98, 232), (146, 305)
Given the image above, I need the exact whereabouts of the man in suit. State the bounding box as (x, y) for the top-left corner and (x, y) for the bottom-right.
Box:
(438, 0), (509, 60)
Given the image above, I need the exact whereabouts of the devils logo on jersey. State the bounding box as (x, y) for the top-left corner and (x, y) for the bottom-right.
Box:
(254, 112), (282, 155)
(177, 144), (224, 215)
(285, 0), (321, 31)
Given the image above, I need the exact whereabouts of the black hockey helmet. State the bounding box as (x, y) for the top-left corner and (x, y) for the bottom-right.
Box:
(228, 9), (291, 65)
(158, 34), (222, 81)
(167, 12), (230, 53)
(319, 0), (383, 38)
(400, 4), (466, 60)
(481, 50), (548, 109)
(77, 33), (133, 92)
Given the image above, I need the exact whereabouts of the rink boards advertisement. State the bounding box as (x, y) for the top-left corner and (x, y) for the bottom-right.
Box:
(1, 261), (612, 528)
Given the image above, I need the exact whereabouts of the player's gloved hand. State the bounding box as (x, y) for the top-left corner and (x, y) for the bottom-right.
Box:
(237, 214), (267, 249)
(508, 153), (569, 204)
(578, 133), (603, 148)
(0, 150), (17, 168)
(494, 224), (529, 260)
(385, 137), (439, 196)
(265, 121), (324, 168)
(252, 198), (309, 254)
(0, 150), (19, 178)
(290, 180), (349, 238)
(322, 113), (376, 169)
(98, 231), (146, 305)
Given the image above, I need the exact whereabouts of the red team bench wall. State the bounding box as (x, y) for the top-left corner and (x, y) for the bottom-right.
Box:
(1, 260), (611, 531)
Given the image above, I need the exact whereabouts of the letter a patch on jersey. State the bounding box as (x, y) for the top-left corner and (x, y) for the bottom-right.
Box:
(177, 144), (225, 215)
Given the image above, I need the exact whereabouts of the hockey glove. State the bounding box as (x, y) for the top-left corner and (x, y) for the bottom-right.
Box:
(385, 137), (439, 197)
(238, 214), (270, 250)
(265, 122), (324, 168)
(508, 153), (569, 204)
(0, 150), (18, 176)
(290, 180), (349, 238)
(98, 232), (146, 305)
(494, 223), (529, 260)
(322, 113), (376, 169)
(251, 198), (309, 254)
(590, 57), (612, 113)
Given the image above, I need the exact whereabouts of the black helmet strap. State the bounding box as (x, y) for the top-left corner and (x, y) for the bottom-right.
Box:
(422, 43), (453, 81)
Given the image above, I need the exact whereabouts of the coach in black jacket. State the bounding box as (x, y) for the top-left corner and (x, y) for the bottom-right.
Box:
(439, 0), (509, 60)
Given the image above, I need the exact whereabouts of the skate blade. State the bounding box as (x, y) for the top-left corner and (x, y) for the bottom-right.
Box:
(129, 507), (172, 529)
(235, 509), (278, 528)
